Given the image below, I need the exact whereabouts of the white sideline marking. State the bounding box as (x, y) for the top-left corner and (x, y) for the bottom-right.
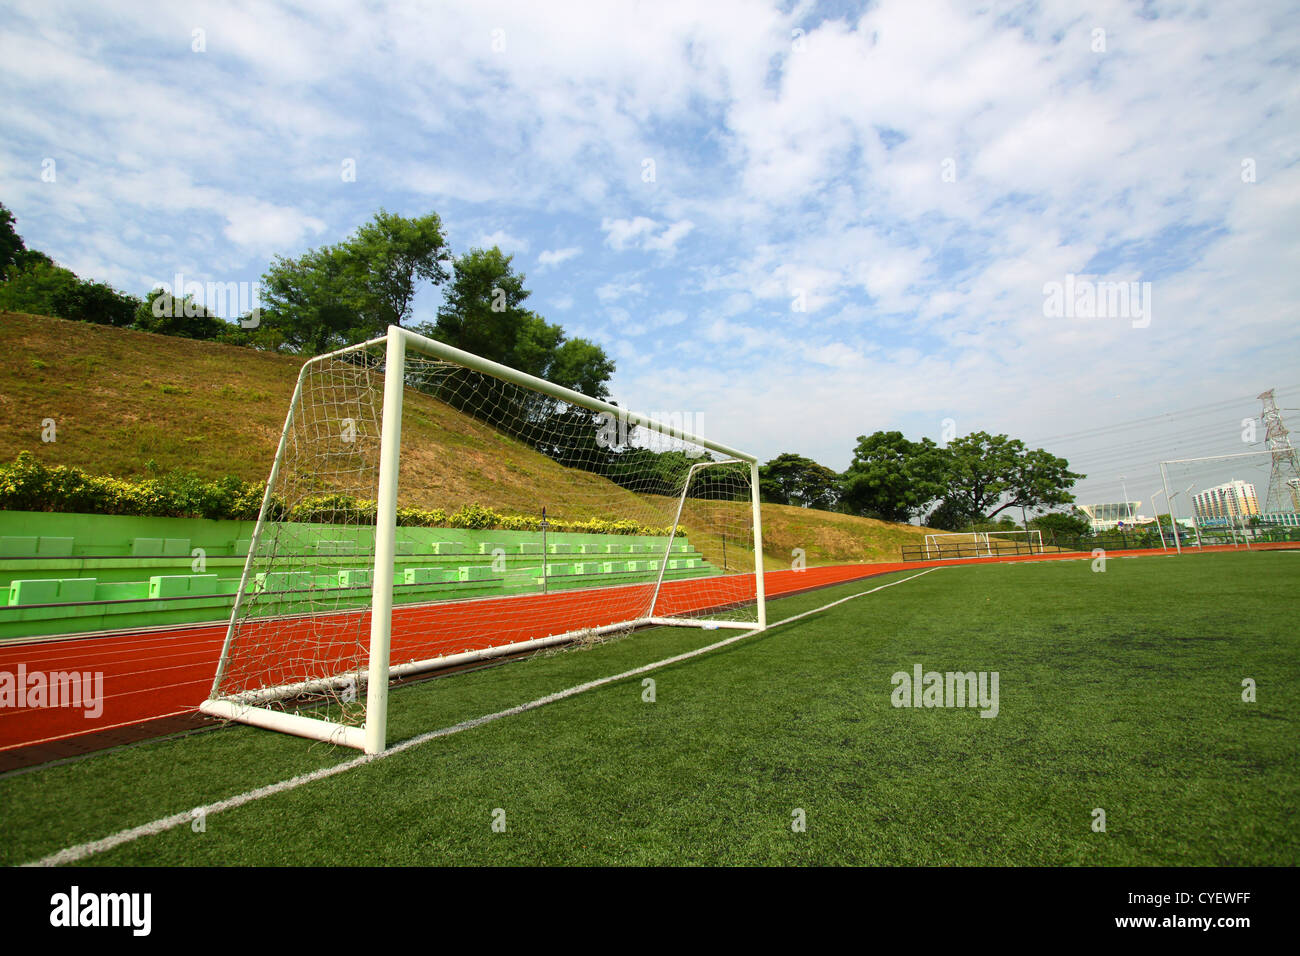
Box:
(26, 567), (940, 866)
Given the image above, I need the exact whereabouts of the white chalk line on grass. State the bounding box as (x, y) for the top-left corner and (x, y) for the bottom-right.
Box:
(26, 567), (941, 866)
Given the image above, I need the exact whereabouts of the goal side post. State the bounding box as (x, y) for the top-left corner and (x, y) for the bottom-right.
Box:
(363, 328), (406, 754)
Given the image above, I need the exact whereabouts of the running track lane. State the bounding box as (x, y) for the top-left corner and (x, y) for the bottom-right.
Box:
(0, 544), (1290, 751)
(0, 563), (898, 751)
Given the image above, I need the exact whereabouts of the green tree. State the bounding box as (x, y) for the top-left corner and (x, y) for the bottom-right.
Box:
(942, 431), (1082, 521)
(52, 279), (140, 327)
(419, 246), (614, 398)
(550, 338), (616, 400)
(341, 209), (451, 329)
(425, 247), (532, 365)
(0, 259), (80, 314)
(1029, 510), (1091, 539)
(135, 288), (228, 340)
(260, 245), (370, 353)
(924, 497), (979, 531)
(259, 209), (451, 354)
(840, 431), (948, 522)
(0, 202), (27, 274)
(759, 453), (840, 509)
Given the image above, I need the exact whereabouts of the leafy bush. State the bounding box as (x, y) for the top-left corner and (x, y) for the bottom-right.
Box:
(0, 453), (674, 534)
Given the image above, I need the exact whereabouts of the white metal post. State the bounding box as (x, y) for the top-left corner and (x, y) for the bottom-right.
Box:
(1151, 490), (1168, 550)
(1160, 462), (1181, 555)
(363, 327), (406, 755)
(750, 459), (767, 630)
(1186, 485), (1203, 548)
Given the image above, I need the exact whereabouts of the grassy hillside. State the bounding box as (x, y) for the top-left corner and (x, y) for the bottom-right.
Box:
(0, 312), (931, 565)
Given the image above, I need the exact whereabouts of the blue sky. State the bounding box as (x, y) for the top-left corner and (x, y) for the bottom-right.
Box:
(2, 0), (1298, 511)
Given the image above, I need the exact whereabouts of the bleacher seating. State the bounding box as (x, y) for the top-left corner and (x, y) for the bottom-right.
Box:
(0, 510), (717, 640)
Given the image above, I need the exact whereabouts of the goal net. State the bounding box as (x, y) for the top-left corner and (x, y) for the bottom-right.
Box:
(924, 529), (1042, 559)
(201, 326), (766, 752)
(1159, 451), (1300, 552)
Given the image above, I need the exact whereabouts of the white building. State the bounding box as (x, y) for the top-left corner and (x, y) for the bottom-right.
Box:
(1192, 480), (1259, 522)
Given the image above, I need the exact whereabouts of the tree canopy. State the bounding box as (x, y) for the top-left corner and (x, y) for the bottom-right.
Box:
(417, 246), (614, 400)
(759, 453), (840, 509)
(839, 431), (948, 522)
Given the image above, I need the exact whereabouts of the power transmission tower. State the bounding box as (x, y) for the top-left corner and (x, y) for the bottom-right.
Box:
(1258, 389), (1300, 512)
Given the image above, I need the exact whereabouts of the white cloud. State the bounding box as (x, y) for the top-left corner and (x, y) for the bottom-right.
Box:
(475, 230), (530, 254)
(643, 219), (694, 252)
(596, 280), (646, 304)
(2, 0), (1296, 484)
(537, 246), (581, 268)
(600, 216), (658, 250)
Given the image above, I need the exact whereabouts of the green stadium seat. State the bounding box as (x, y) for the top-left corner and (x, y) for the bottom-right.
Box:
(148, 574), (221, 598)
(131, 538), (164, 557)
(254, 571), (313, 593)
(459, 566), (496, 582)
(38, 537), (75, 556)
(404, 567), (458, 585)
(0, 536), (38, 557)
(8, 578), (97, 606)
(315, 540), (360, 555)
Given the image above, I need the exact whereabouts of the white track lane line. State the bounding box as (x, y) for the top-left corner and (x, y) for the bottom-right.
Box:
(26, 567), (941, 866)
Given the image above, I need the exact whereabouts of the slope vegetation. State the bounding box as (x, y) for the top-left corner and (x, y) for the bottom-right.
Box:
(0, 312), (931, 565)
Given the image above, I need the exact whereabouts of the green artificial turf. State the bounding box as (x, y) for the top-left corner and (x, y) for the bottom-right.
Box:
(1, 552), (1296, 866)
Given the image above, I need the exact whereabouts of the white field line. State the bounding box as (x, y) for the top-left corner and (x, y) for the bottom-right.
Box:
(26, 567), (941, 866)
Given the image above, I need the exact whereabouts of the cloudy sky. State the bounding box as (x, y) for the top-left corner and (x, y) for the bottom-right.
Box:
(3, 0), (1298, 512)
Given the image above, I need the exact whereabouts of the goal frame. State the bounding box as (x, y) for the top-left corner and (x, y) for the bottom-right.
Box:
(924, 529), (1042, 560)
(200, 325), (767, 753)
(1160, 451), (1281, 555)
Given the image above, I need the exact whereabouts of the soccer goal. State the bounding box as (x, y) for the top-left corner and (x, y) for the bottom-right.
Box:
(200, 325), (766, 753)
(1160, 451), (1300, 554)
(923, 530), (1042, 560)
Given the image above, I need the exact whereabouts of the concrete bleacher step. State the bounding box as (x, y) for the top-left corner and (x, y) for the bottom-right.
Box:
(0, 510), (712, 639)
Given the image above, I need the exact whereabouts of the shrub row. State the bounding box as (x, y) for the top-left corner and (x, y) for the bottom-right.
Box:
(0, 453), (676, 536)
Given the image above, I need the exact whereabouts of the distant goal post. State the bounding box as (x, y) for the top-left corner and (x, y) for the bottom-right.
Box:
(1159, 450), (1300, 554)
(924, 529), (1043, 560)
(200, 324), (767, 754)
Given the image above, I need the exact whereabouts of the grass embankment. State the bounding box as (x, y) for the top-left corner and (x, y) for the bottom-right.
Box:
(0, 312), (932, 567)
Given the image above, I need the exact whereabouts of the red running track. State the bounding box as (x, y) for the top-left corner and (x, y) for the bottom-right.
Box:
(0, 543), (1289, 753)
(0, 563), (902, 752)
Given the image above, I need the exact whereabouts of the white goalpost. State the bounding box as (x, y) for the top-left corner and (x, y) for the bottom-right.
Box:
(201, 325), (766, 754)
(923, 529), (1042, 560)
(1160, 450), (1300, 555)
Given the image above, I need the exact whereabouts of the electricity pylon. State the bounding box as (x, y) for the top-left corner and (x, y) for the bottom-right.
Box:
(1258, 389), (1300, 513)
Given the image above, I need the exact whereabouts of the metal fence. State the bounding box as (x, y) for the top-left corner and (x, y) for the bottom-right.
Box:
(902, 525), (1300, 561)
